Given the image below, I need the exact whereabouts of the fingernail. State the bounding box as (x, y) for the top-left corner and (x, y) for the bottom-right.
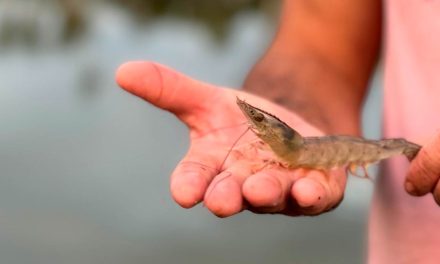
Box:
(405, 181), (417, 195)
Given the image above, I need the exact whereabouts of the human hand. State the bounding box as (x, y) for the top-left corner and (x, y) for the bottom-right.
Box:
(406, 135), (440, 205)
(116, 61), (347, 217)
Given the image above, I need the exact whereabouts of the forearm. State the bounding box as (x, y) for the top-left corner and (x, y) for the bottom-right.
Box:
(243, 0), (382, 136)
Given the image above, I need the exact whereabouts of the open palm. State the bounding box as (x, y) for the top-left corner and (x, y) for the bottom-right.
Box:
(116, 61), (347, 217)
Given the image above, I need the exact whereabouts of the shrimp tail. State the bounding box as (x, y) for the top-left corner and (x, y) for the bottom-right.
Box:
(403, 143), (421, 161)
(380, 138), (421, 161)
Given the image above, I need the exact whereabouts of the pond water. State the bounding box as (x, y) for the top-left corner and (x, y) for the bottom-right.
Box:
(0, 1), (381, 263)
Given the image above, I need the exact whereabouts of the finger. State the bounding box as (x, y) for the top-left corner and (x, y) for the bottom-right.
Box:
(433, 180), (440, 206)
(204, 161), (253, 217)
(116, 61), (217, 116)
(291, 169), (346, 215)
(170, 154), (219, 208)
(406, 134), (440, 196)
(242, 168), (300, 213)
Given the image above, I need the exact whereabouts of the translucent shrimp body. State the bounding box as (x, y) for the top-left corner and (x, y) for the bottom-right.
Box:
(236, 98), (421, 171)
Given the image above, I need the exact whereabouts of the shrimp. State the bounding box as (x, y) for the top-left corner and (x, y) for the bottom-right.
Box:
(236, 97), (421, 178)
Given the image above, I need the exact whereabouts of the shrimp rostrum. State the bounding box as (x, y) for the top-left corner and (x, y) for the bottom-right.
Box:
(236, 97), (421, 178)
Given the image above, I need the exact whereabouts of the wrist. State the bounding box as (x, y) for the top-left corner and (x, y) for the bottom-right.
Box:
(243, 53), (363, 136)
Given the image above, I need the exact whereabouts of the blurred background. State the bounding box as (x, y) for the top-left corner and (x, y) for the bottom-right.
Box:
(0, 0), (382, 263)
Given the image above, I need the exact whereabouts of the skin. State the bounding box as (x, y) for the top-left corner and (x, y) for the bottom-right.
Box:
(116, 0), (440, 218)
(116, 61), (345, 216)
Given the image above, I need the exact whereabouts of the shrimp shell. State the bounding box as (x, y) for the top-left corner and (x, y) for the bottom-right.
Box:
(236, 97), (421, 171)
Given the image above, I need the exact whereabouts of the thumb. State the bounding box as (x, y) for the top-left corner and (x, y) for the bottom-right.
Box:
(406, 134), (440, 196)
(116, 61), (217, 116)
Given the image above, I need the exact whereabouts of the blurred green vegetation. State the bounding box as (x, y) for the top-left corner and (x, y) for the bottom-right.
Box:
(0, 0), (279, 47)
(111, 0), (278, 37)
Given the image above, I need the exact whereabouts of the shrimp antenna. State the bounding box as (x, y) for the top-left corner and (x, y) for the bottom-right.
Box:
(204, 126), (251, 203)
(218, 126), (251, 171)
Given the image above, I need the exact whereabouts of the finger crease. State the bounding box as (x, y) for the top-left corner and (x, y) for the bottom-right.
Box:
(151, 63), (165, 105)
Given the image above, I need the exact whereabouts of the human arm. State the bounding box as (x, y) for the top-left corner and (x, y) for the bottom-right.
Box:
(244, 0), (382, 135)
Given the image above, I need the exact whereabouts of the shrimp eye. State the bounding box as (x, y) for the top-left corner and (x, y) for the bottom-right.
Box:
(252, 112), (264, 122)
